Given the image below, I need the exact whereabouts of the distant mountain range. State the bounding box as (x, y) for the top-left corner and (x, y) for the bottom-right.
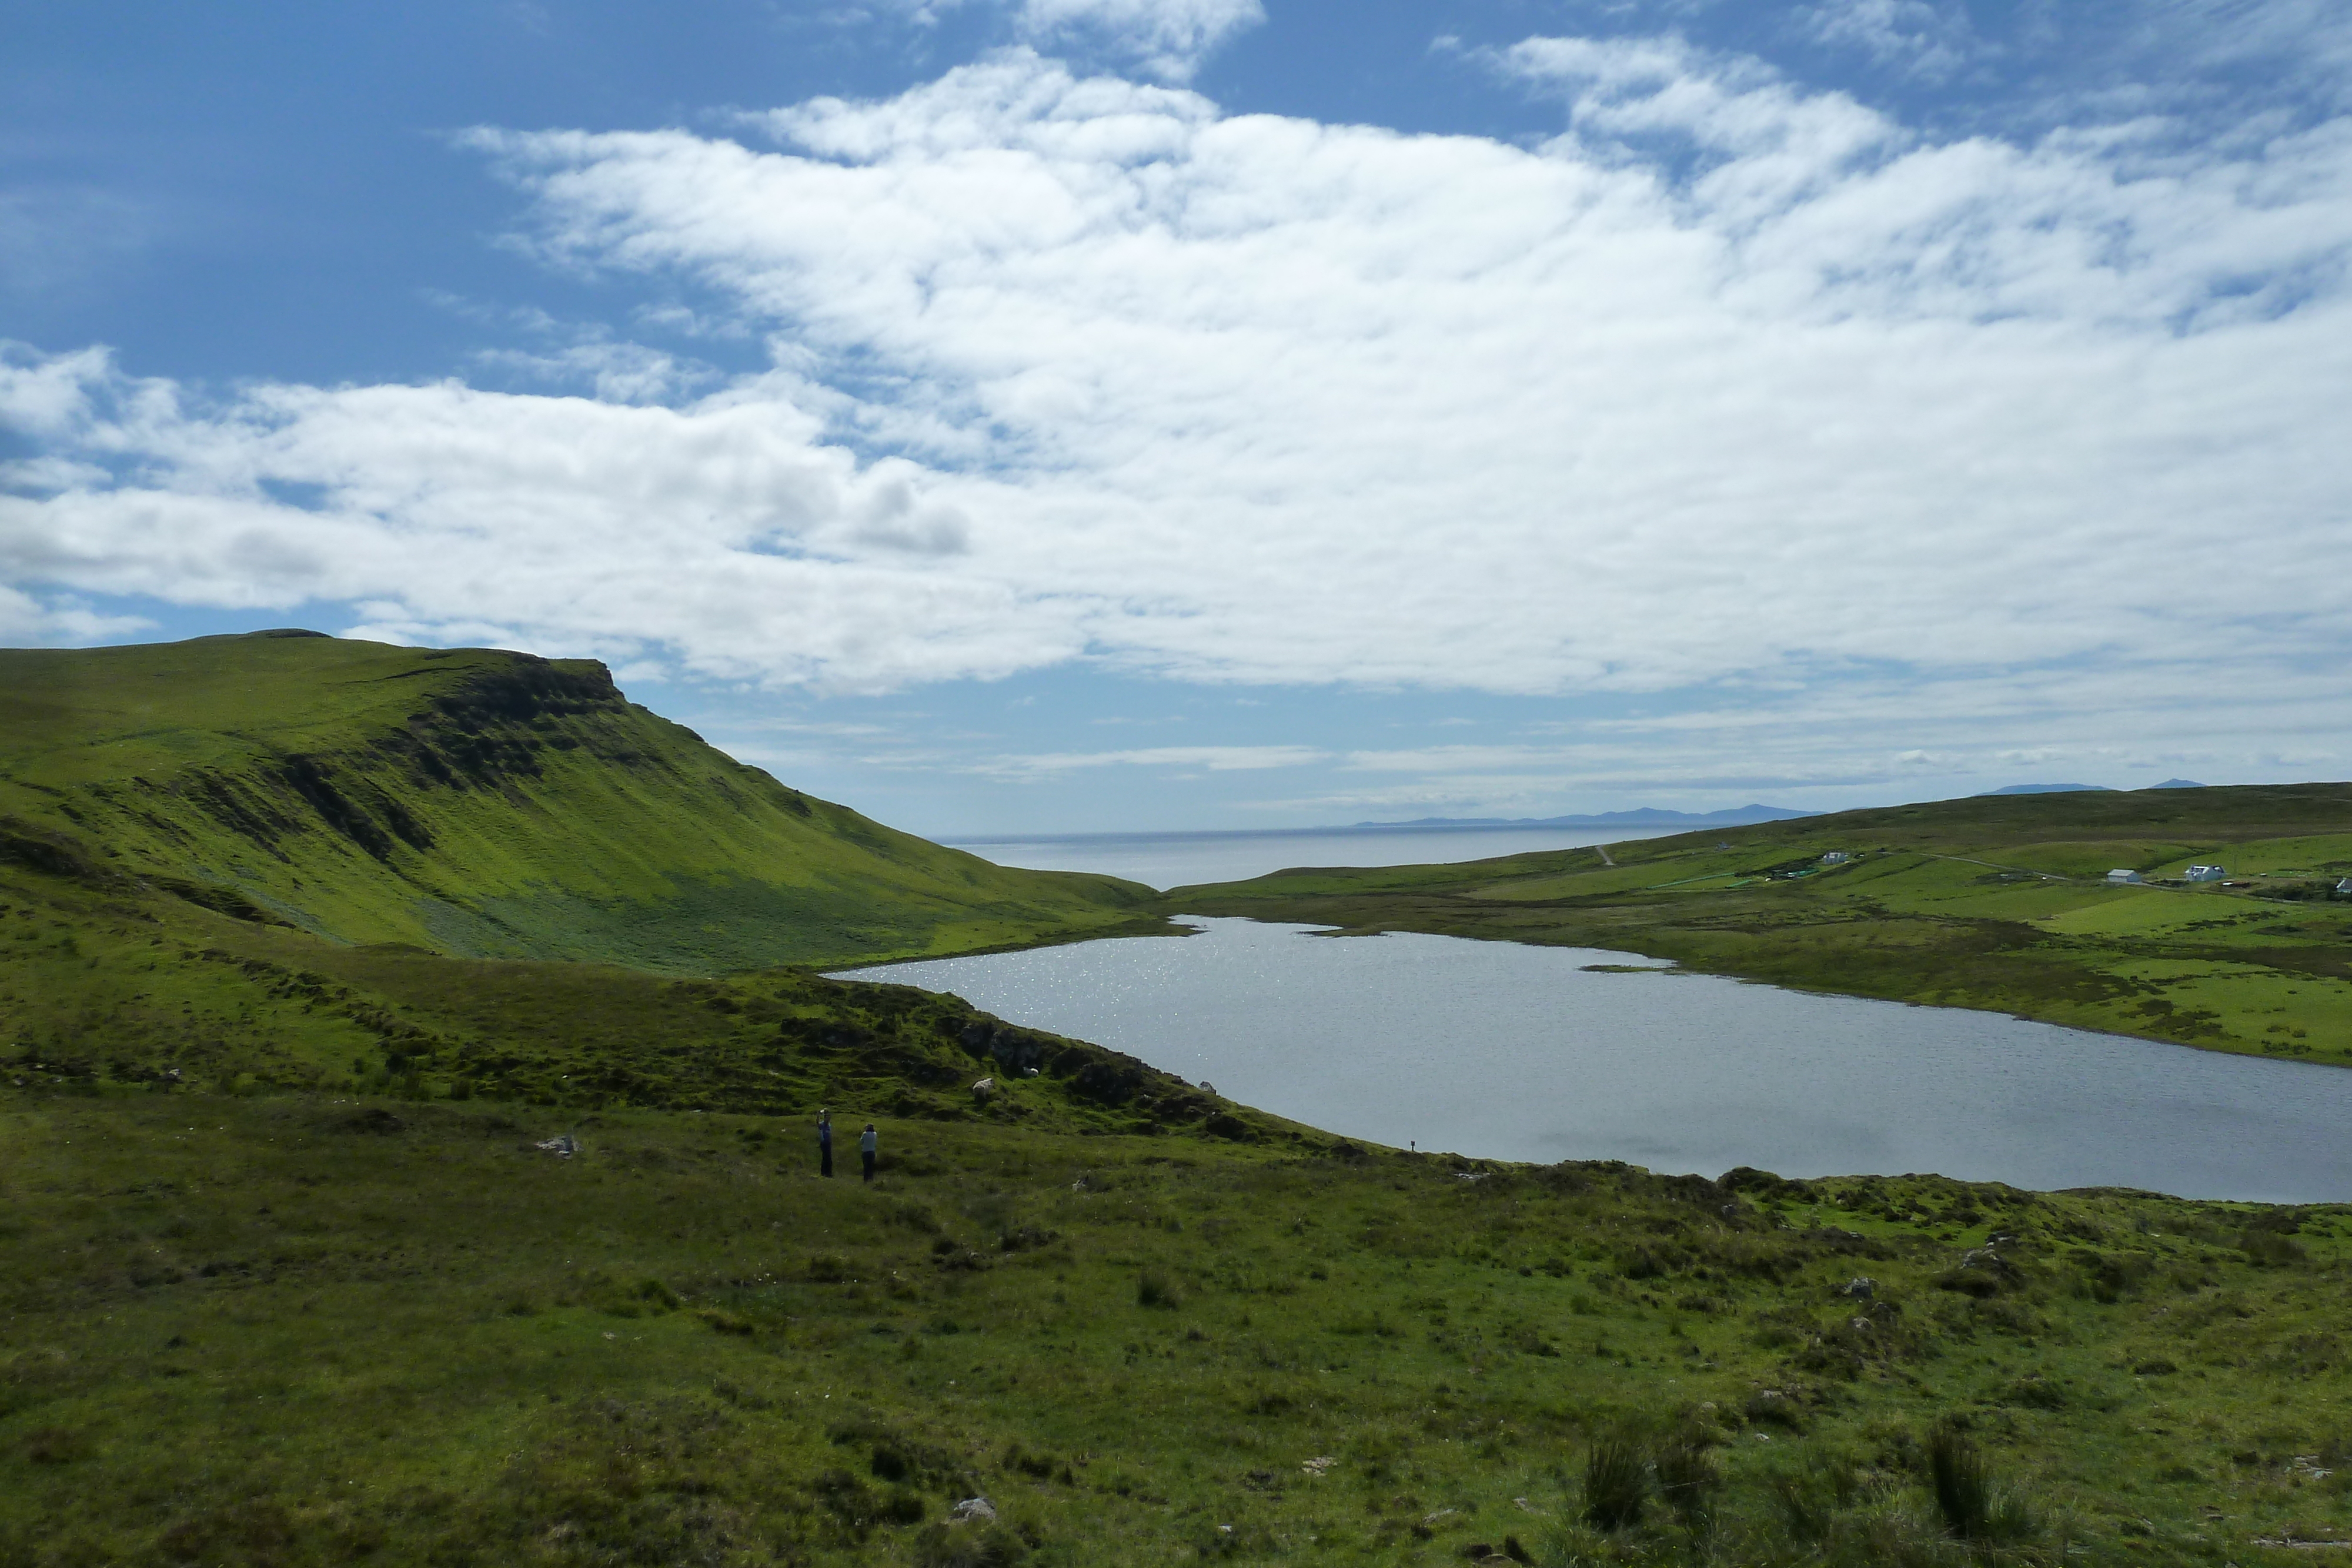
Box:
(1353, 783), (2214, 830)
(1979, 780), (2206, 795)
(1351, 804), (1820, 830)
(1979, 783), (2113, 795)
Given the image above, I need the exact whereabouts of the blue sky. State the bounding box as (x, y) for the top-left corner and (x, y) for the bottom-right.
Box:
(5, 0), (2350, 835)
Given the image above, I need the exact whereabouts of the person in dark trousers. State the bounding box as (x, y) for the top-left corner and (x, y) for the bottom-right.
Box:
(817, 1111), (833, 1178)
(860, 1122), (878, 1183)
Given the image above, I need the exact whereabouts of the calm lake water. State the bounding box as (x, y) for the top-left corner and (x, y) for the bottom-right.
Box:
(941, 825), (1680, 891)
(846, 917), (2352, 1202)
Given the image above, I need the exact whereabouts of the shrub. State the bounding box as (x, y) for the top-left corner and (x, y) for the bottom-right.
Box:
(2242, 1230), (2310, 1268)
(1003, 1442), (1060, 1479)
(1583, 1432), (1648, 1530)
(1926, 1422), (1992, 1539)
(155, 1500), (296, 1564)
(1654, 1436), (1720, 1532)
(914, 1521), (1029, 1567)
(1765, 1449), (1862, 1543)
(1619, 1246), (1671, 1280)
(21, 1426), (89, 1465)
(2003, 1375), (2068, 1409)
(1137, 1270), (1179, 1309)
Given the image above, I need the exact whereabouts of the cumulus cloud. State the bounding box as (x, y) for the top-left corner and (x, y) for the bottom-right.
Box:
(0, 584), (150, 646)
(0, 345), (1064, 691)
(5, 41), (2351, 744)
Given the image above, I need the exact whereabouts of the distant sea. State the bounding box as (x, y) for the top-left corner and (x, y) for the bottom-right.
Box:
(937, 824), (1685, 891)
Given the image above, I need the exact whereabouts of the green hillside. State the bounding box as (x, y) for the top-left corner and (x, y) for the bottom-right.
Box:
(0, 842), (1277, 1136)
(1166, 783), (2352, 1065)
(0, 631), (1158, 972)
(7, 1080), (2351, 1567)
(8, 640), (2352, 1564)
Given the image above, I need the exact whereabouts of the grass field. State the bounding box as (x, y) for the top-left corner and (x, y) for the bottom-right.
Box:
(1165, 785), (2352, 1066)
(5, 1083), (2350, 1567)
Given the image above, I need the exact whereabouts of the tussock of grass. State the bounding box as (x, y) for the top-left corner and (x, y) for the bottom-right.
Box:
(1926, 1420), (1994, 1539)
(1583, 1431), (1651, 1530)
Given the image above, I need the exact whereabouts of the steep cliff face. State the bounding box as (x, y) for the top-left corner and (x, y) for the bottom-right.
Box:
(0, 633), (1154, 971)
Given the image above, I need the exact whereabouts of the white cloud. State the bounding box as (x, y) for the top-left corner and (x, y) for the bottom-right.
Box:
(0, 345), (1068, 691)
(5, 41), (2351, 757)
(811, 0), (1259, 81)
(1014, 0), (1262, 82)
(0, 584), (151, 645)
(1795, 0), (1979, 81)
(973, 744), (1327, 777)
(0, 188), (160, 306)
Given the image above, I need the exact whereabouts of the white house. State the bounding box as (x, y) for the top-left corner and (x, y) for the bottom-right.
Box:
(2338, 877), (2352, 895)
(2106, 869), (2143, 884)
(1820, 851), (1852, 865)
(2183, 865), (2226, 882)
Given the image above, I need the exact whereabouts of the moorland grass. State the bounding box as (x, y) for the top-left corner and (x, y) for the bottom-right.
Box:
(5, 1086), (2351, 1566)
(0, 852), (1261, 1141)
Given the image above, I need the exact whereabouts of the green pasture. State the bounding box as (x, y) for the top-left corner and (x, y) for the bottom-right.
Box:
(1987, 842), (2206, 880)
(2148, 836), (2352, 880)
(6, 1085), (2352, 1567)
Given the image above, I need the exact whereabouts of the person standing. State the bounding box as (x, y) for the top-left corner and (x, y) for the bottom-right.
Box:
(817, 1110), (834, 1178)
(859, 1122), (878, 1183)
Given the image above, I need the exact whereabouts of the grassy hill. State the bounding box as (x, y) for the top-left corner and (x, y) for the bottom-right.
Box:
(0, 831), (1282, 1136)
(8, 641), (2352, 1564)
(1165, 783), (2352, 1066)
(0, 631), (1158, 973)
